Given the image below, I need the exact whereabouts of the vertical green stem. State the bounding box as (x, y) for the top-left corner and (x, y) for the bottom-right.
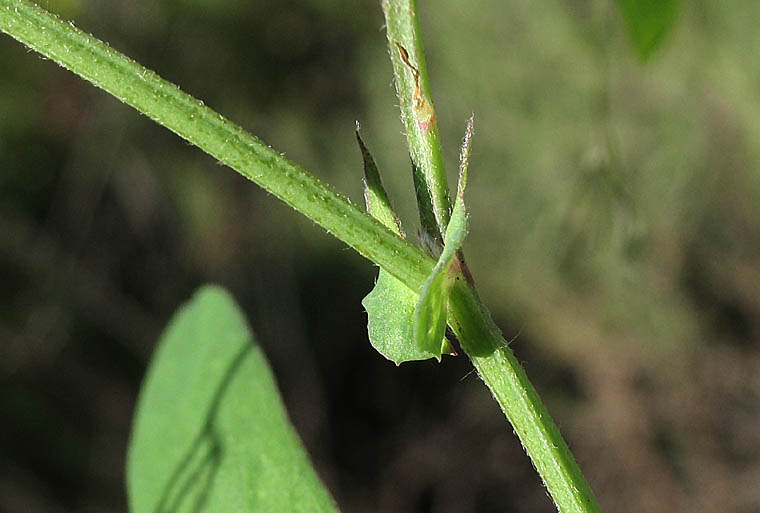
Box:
(382, 1), (604, 512)
(382, 0), (452, 237)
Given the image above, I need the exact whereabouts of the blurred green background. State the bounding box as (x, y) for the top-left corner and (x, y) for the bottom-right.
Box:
(2, 0), (760, 511)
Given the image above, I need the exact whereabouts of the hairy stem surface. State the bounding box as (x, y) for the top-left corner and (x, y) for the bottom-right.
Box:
(383, 1), (603, 512)
(382, 0), (452, 237)
(0, 0), (432, 290)
(448, 282), (603, 513)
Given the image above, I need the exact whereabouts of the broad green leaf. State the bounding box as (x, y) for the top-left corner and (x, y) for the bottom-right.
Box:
(615, 0), (681, 60)
(127, 285), (339, 513)
(413, 117), (473, 358)
(357, 128), (446, 364)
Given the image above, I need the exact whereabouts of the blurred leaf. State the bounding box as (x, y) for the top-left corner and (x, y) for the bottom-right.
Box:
(357, 129), (448, 364)
(127, 285), (339, 513)
(615, 0), (681, 60)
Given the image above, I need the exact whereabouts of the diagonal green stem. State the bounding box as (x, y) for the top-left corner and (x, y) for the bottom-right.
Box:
(1, 2), (603, 512)
(0, 0), (433, 291)
(448, 282), (603, 513)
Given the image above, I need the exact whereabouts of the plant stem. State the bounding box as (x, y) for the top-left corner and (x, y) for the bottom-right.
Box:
(0, 0), (433, 291)
(381, 0), (452, 238)
(448, 282), (603, 513)
(383, 1), (603, 512)
(1, 2), (603, 511)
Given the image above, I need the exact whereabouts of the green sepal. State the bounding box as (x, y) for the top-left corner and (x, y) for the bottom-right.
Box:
(412, 189), (467, 358)
(357, 127), (451, 364)
(413, 117), (473, 359)
(411, 159), (443, 252)
(356, 124), (404, 235)
(363, 270), (449, 364)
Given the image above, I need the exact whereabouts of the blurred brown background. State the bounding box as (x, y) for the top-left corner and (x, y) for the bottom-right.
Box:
(2, 0), (760, 511)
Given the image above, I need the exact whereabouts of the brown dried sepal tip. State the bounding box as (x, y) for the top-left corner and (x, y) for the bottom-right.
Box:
(395, 42), (436, 134)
